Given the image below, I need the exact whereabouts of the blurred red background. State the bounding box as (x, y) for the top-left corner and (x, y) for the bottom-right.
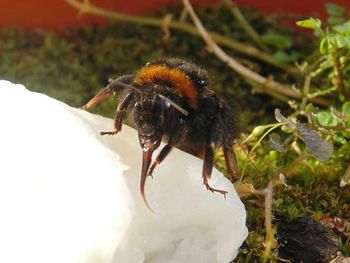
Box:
(3, 0), (350, 31)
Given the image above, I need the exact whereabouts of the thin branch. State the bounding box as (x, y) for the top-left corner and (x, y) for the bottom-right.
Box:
(64, 0), (329, 106)
(182, 0), (330, 106)
(63, 0), (297, 74)
(333, 55), (350, 100)
(236, 175), (285, 251)
(263, 180), (278, 250)
(161, 14), (172, 45)
(223, 0), (269, 52)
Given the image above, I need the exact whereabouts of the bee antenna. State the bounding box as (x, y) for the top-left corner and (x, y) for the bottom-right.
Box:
(106, 74), (137, 92)
(158, 94), (188, 116)
(108, 80), (134, 91)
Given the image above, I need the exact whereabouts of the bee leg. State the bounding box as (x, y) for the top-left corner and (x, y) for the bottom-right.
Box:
(147, 145), (173, 178)
(81, 74), (134, 110)
(203, 144), (228, 198)
(223, 146), (239, 182)
(100, 93), (135, 136)
(81, 86), (113, 110)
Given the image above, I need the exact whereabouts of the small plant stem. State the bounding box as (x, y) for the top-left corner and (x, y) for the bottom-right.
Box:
(263, 181), (276, 250)
(241, 122), (281, 144)
(249, 123), (285, 154)
(262, 175), (284, 261)
(182, 0), (329, 107)
(264, 182), (273, 239)
(332, 54), (350, 100)
(307, 86), (337, 98)
(300, 74), (311, 110)
(240, 122), (285, 180)
(64, 0), (297, 74)
(223, 0), (269, 52)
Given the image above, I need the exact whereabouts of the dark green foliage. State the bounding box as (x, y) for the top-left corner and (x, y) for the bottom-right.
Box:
(0, 5), (303, 124)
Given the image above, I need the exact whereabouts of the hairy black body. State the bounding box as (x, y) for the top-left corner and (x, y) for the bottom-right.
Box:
(82, 58), (239, 210)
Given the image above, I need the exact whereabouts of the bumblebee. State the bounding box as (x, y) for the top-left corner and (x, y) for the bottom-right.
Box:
(82, 58), (239, 210)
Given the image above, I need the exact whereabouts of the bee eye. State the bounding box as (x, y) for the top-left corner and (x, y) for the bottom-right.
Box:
(161, 99), (171, 109)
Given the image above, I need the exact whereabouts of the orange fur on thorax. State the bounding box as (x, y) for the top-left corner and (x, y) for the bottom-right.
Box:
(133, 65), (198, 108)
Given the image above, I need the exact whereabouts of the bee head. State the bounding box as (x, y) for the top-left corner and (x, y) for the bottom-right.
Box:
(132, 93), (171, 152)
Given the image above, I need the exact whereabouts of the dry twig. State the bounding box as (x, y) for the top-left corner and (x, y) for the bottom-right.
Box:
(63, 0), (296, 73)
(64, 0), (330, 106)
(161, 14), (172, 45)
(223, 0), (269, 52)
(182, 0), (329, 106)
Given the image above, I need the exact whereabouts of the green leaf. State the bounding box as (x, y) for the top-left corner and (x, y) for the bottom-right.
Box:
(346, 121), (350, 128)
(325, 3), (345, 17)
(331, 34), (350, 48)
(328, 16), (345, 26)
(333, 21), (350, 34)
(319, 38), (329, 54)
(268, 133), (286, 152)
(317, 111), (338, 126)
(333, 132), (347, 144)
(296, 18), (322, 30)
(272, 50), (300, 63)
(305, 103), (314, 113)
(261, 32), (292, 49)
(296, 123), (334, 161)
(342, 102), (350, 116)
